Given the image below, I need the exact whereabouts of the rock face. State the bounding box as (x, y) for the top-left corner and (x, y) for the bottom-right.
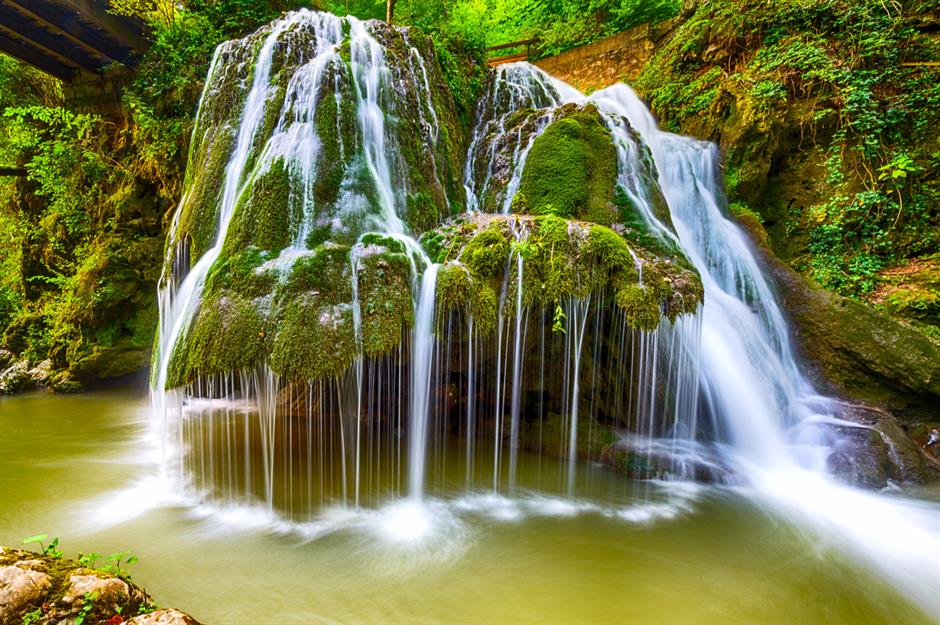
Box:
(160, 12), (467, 389)
(0, 560), (51, 619)
(0, 353), (81, 394)
(736, 214), (940, 423)
(0, 547), (201, 625)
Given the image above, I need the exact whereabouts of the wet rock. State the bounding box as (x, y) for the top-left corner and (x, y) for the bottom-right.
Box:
(0, 360), (35, 394)
(908, 421), (940, 465)
(827, 427), (889, 489)
(27, 359), (53, 386)
(62, 573), (133, 611)
(126, 608), (203, 625)
(0, 562), (51, 622)
(0, 547), (202, 625)
(0, 348), (14, 369)
(826, 401), (938, 488)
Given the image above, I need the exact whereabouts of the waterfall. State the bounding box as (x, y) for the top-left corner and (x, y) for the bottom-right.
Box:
(408, 264), (439, 500)
(499, 64), (940, 615)
(151, 18), (937, 616)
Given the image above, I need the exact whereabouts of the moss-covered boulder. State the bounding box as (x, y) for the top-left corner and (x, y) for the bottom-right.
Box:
(514, 104), (618, 224)
(424, 213), (702, 337)
(160, 13), (473, 389)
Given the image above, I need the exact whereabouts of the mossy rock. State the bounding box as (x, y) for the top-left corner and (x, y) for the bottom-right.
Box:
(429, 214), (701, 337)
(514, 104), (618, 225)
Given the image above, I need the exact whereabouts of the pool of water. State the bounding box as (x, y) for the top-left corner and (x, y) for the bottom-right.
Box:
(1, 387), (937, 624)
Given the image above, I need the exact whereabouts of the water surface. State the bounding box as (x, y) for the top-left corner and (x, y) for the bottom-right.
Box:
(0, 388), (935, 624)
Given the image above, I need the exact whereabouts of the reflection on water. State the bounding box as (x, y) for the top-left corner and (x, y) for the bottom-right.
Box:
(1, 388), (937, 625)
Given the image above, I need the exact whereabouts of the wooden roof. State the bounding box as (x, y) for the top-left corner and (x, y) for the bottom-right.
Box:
(0, 0), (149, 81)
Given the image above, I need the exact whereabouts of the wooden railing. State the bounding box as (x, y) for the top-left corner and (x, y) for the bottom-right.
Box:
(486, 37), (539, 67)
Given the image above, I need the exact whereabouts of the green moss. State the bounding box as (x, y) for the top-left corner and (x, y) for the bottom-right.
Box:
(613, 186), (681, 260)
(437, 261), (472, 311)
(530, 215), (578, 301)
(269, 297), (355, 381)
(360, 233), (405, 254)
(432, 215), (701, 337)
(205, 246), (277, 299)
(405, 191), (440, 234)
(278, 244), (352, 304)
(518, 106), (618, 224)
(356, 248), (414, 357)
(615, 284), (662, 330)
(461, 222), (511, 278)
(166, 294), (267, 387)
(313, 65), (358, 210)
(224, 159), (295, 254)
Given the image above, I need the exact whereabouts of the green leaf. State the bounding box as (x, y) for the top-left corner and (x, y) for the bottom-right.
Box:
(22, 534), (47, 544)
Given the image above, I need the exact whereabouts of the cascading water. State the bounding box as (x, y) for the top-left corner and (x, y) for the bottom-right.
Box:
(150, 13), (938, 617)
(496, 65), (940, 615)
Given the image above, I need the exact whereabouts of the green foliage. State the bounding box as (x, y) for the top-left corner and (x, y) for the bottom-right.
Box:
(77, 552), (103, 569)
(185, 0), (308, 36)
(636, 0), (940, 314)
(22, 534), (63, 558)
(0, 45), (171, 382)
(74, 591), (98, 625)
(21, 608), (42, 625)
(123, 11), (225, 201)
(101, 551), (139, 578)
(396, 0), (679, 58)
(552, 304), (566, 333)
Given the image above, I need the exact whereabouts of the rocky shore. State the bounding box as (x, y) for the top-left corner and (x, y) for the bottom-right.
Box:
(0, 547), (201, 625)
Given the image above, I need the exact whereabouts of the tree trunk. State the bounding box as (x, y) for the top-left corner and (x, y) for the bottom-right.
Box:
(386, 0), (397, 23)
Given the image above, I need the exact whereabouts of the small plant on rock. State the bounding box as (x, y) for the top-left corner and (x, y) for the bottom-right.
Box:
(22, 534), (63, 558)
(75, 591), (98, 625)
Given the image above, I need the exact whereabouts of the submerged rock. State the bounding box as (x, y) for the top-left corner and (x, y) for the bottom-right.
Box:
(0, 547), (201, 625)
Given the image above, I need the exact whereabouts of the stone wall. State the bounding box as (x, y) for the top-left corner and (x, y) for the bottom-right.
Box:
(62, 68), (130, 119)
(534, 23), (669, 92)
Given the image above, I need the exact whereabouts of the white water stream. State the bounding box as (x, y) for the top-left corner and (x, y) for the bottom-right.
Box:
(511, 65), (940, 615)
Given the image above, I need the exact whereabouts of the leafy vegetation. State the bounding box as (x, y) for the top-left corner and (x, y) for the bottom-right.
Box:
(22, 534), (62, 558)
(335, 0), (679, 57)
(635, 0), (940, 333)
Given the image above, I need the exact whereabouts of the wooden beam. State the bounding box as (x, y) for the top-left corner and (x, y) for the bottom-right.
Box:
(56, 0), (149, 53)
(0, 32), (74, 80)
(0, 4), (105, 72)
(3, 0), (129, 63)
(487, 52), (530, 67)
(900, 61), (940, 67)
